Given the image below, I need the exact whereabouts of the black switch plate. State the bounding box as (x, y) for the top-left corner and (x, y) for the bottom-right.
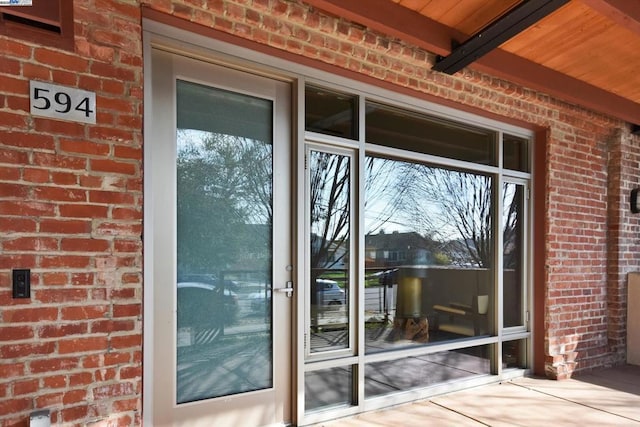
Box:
(12, 269), (30, 299)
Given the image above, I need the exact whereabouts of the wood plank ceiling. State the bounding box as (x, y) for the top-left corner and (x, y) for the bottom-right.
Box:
(305, 0), (640, 127)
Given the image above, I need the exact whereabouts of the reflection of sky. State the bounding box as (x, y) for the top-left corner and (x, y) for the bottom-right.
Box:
(364, 157), (459, 241)
(177, 128), (208, 153)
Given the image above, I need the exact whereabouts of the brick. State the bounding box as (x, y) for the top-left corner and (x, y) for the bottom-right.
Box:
(92, 382), (135, 399)
(0, 38), (32, 58)
(95, 222), (141, 237)
(90, 319), (135, 334)
(34, 392), (63, 408)
(12, 379), (39, 395)
(71, 272), (95, 286)
(90, 158), (137, 175)
(112, 397), (139, 412)
(0, 341), (55, 358)
(89, 190), (135, 205)
(43, 375), (68, 389)
(50, 171), (79, 185)
(61, 404), (89, 422)
(69, 372), (93, 386)
(34, 48), (89, 72)
(0, 362), (25, 378)
(95, 367), (117, 381)
(0, 253), (37, 270)
(40, 255), (92, 269)
(23, 168), (50, 183)
(0, 166), (20, 181)
(59, 139), (111, 156)
(39, 323), (88, 338)
(113, 304), (140, 318)
(0, 131), (55, 150)
(58, 204), (110, 219)
(40, 219), (92, 234)
(2, 307), (58, 323)
(30, 357), (78, 373)
(0, 75), (28, 95)
(61, 305), (109, 321)
(0, 398), (31, 417)
(110, 334), (141, 349)
(120, 366), (141, 380)
(35, 289), (90, 304)
(1, 217), (37, 233)
(58, 336), (109, 354)
(63, 389), (87, 405)
(3, 236), (58, 251)
(60, 238), (111, 252)
(0, 325), (34, 341)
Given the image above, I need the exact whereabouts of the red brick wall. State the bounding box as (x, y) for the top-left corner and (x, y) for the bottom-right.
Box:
(1, 0), (638, 425)
(0, 0), (143, 425)
(607, 129), (640, 366)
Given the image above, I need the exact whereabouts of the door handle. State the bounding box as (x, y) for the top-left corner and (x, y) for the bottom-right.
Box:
(276, 281), (294, 298)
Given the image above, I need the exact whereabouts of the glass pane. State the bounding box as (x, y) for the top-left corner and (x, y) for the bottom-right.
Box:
(365, 345), (491, 398)
(364, 155), (495, 354)
(305, 366), (353, 411)
(503, 183), (525, 328)
(502, 339), (527, 369)
(175, 80), (274, 403)
(366, 102), (496, 165)
(503, 134), (529, 172)
(308, 150), (351, 354)
(305, 85), (358, 139)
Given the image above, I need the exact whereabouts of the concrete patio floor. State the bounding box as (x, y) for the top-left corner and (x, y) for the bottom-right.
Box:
(311, 364), (640, 426)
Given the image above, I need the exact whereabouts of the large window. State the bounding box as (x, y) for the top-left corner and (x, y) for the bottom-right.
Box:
(364, 156), (495, 352)
(303, 83), (531, 418)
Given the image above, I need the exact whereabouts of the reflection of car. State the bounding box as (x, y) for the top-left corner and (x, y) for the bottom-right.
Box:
(313, 279), (346, 305)
(177, 282), (239, 330)
(248, 278), (347, 310)
(249, 288), (271, 312)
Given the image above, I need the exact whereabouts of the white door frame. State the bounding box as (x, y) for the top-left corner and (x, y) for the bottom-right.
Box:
(143, 43), (293, 426)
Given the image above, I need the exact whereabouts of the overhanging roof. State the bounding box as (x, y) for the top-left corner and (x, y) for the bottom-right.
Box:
(303, 0), (640, 127)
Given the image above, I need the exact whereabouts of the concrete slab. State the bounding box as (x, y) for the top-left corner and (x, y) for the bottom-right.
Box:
(513, 374), (640, 423)
(314, 400), (484, 426)
(433, 381), (638, 426)
(307, 366), (640, 427)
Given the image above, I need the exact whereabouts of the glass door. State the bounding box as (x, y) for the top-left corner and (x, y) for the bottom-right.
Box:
(147, 49), (292, 426)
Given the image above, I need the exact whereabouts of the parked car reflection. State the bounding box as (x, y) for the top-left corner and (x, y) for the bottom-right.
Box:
(177, 282), (239, 335)
(249, 278), (346, 311)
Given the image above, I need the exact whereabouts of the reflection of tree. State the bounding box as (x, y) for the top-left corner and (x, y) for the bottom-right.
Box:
(310, 154), (411, 278)
(177, 131), (272, 276)
(364, 157), (416, 234)
(503, 183), (522, 269)
(409, 166), (493, 268)
(309, 151), (350, 278)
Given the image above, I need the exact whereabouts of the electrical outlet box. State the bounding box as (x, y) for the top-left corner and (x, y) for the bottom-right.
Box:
(30, 409), (50, 427)
(12, 269), (31, 299)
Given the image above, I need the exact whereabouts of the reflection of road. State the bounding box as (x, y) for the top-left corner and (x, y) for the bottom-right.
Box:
(177, 333), (272, 403)
(312, 305), (348, 327)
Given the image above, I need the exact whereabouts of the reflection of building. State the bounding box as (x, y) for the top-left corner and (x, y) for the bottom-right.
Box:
(366, 230), (434, 267)
(311, 233), (348, 270)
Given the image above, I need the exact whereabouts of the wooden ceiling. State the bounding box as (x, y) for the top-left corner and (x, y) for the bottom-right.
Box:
(304, 0), (640, 126)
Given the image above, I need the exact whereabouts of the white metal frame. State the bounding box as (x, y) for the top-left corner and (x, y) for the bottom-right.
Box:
(143, 18), (535, 427)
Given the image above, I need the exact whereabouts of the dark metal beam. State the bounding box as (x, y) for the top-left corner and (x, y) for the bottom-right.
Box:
(433, 0), (570, 74)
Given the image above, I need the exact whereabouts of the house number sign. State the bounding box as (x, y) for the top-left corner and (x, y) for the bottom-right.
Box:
(30, 81), (96, 124)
